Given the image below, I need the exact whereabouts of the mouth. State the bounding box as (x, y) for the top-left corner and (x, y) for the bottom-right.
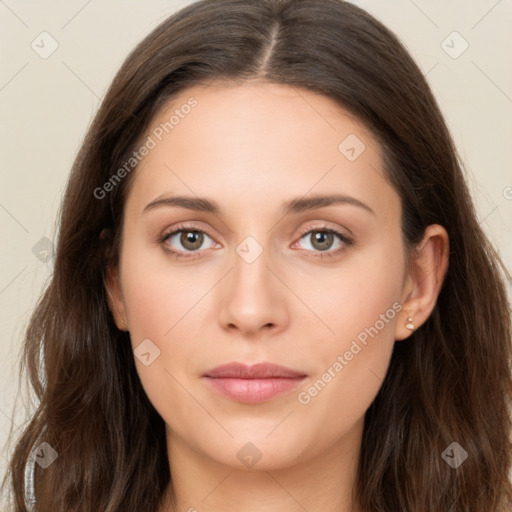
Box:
(202, 362), (308, 404)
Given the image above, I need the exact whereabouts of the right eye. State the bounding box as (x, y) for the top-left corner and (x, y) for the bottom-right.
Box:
(161, 227), (217, 258)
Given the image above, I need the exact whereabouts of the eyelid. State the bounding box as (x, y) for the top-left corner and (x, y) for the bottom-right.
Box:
(159, 222), (218, 251)
(296, 220), (352, 239)
(160, 220), (216, 239)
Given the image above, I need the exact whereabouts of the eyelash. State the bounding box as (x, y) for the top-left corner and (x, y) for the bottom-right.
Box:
(159, 223), (354, 260)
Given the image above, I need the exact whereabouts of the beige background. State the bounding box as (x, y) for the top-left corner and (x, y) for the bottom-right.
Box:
(1, 0), (511, 504)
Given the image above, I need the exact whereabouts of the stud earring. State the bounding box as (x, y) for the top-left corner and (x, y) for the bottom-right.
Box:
(405, 317), (415, 331)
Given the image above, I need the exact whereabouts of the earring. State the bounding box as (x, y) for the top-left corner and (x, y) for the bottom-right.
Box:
(119, 318), (128, 331)
(405, 317), (415, 331)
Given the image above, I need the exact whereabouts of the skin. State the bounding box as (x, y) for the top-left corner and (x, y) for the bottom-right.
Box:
(106, 80), (449, 512)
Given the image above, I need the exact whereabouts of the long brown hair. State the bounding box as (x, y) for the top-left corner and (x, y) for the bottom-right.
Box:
(3, 0), (511, 510)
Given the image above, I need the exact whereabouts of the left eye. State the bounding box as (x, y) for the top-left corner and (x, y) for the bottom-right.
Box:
(295, 229), (348, 253)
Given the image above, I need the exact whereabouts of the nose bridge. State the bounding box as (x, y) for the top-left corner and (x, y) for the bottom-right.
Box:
(218, 231), (288, 333)
(231, 233), (276, 303)
(228, 209), (275, 284)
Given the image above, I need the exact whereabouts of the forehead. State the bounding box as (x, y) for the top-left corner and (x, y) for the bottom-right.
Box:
(125, 81), (399, 223)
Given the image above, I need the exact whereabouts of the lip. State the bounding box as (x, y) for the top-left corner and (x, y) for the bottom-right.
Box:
(203, 362), (308, 404)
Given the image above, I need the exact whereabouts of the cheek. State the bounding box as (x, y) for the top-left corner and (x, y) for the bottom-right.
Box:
(119, 248), (205, 427)
(120, 236), (202, 340)
(117, 241), (197, 405)
(314, 238), (404, 345)
(294, 241), (404, 418)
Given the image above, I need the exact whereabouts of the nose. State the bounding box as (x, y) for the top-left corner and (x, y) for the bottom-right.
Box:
(217, 243), (289, 338)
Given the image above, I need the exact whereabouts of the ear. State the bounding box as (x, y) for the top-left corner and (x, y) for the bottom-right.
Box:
(104, 262), (128, 331)
(395, 224), (449, 341)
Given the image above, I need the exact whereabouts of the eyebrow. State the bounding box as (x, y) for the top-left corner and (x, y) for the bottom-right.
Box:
(143, 193), (376, 216)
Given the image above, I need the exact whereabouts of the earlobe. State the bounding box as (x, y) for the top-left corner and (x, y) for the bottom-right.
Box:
(104, 263), (128, 331)
(395, 224), (449, 341)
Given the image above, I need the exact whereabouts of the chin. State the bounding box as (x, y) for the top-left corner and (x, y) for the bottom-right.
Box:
(203, 433), (309, 471)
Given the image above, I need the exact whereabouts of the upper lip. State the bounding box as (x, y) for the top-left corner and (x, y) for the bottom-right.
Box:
(204, 362), (307, 379)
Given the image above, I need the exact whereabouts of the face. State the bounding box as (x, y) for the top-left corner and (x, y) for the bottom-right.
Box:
(107, 80), (413, 471)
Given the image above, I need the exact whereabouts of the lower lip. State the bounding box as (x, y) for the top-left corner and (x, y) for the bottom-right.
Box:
(203, 376), (307, 404)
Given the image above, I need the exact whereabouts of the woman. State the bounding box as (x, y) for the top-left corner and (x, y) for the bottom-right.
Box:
(3, 0), (511, 510)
